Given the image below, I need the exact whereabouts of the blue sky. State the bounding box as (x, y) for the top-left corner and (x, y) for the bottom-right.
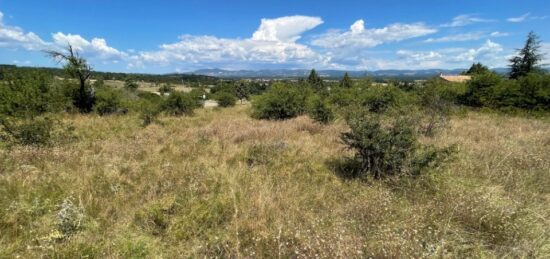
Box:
(1, 0), (549, 73)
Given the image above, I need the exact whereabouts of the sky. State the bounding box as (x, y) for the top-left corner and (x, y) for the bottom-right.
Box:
(0, 0), (549, 73)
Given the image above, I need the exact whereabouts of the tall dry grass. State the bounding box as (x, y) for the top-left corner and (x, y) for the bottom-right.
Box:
(0, 105), (548, 258)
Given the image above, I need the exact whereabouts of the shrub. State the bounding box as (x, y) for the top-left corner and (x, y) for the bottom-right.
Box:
(360, 85), (407, 113)
(517, 73), (550, 109)
(124, 78), (139, 91)
(252, 83), (309, 120)
(139, 101), (161, 127)
(340, 112), (453, 179)
(94, 88), (125, 116)
(56, 198), (84, 237)
(307, 95), (334, 124)
(215, 92), (237, 107)
(0, 116), (54, 146)
(462, 72), (502, 107)
(162, 92), (200, 116)
(158, 83), (174, 96)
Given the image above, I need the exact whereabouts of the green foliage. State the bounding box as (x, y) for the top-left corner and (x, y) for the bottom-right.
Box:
(139, 100), (162, 127)
(94, 88), (125, 116)
(162, 92), (200, 116)
(307, 95), (334, 124)
(462, 71), (503, 107)
(215, 92), (237, 107)
(307, 69), (325, 92)
(124, 78), (139, 91)
(462, 63), (490, 75)
(0, 70), (64, 117)
(248, 82), (269, 95)
(251, 83), (310, 120)
(360, 85), (407, 113)
(340, 112), (453, 179)
(46, 44), (95, 113)
(509, 31), (544, 79)
(516, 73), (550, 109)
(0, 116), (53, 146)
(236, 82), (250, 103)
(339, 72), (353, 88)
(158, 83), (174, 95)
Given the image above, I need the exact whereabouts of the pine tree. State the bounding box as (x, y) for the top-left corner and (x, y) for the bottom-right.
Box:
(339, 72), (353, 88)
(509, 31), (544, 79)
(462, 63), (490, 75)
(307, 69), (324, 92)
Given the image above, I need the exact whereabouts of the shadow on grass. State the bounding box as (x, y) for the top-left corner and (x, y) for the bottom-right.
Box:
(325, 157), (366, 180)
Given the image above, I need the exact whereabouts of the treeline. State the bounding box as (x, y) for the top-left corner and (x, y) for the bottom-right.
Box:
(0, 64), (219, 86)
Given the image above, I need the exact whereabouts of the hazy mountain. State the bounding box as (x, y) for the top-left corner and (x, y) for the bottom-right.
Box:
(192, 68), (514, 79)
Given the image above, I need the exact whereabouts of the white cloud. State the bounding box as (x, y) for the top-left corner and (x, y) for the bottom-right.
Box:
(541, 43), (550, 65)
(391, 40), (506, 69)
(311, 20), (436, 49)
(507, 13), (530, 23)
(0, 10), (125, 61)
(425, 32), (485, 43)
(52, 32), (126, 60)
(134, 16), (328, 69)
(507, 13), (547, 23)
(490, 31), (510, 37)
(442, 14), (494, 27)
(424, 31), (510, 43)
(251, 15), (323, 42)
(0, 11), (48, 50)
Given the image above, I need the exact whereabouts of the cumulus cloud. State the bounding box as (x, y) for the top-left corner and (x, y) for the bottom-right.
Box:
(311, 19), (436, 49)
(442, 14), (494, 27)
(393, 40), (506, 69)
(0, 10), (126, 61)
(134, 16), (328, 69)
(0, 11), (48, 50)
(507, 13), (547, 23)
(52, 32), (126, 60)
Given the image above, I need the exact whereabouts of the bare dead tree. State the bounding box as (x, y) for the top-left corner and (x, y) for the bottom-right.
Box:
(45, 44), (95, 112)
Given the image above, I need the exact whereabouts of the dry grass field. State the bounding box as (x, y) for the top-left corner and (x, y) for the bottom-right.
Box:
(1, 105), (549, 258)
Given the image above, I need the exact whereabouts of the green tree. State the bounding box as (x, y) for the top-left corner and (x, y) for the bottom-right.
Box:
(463, 63), (490, 75)
(339, 72), (353, 88)
(307, 69), (324, 92)
(159, 83), (174, 95)
(235, 82), (250, 104)
(215, 92), (237, 107)
(509, 31), (544, 79)
(46, 44), (95, 113)
(124, 78), (139, 91)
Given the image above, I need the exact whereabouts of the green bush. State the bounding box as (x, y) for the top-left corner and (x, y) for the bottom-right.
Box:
(162, 92), (200, 116)
(307, 95), (334, 124)
(215, 92), (237, 107)
(517, 73), (550, 109)
(462, 72), (503, 107)
(124, 78), (139, 91)
(0, 116), (74, 147)
(251, 83), (310, 120)
(158, 83), (174, 95)
(340, 112), (453, 179)
(139, 100), (162, 127)
(360, 85), (407, 113)
(94, 88), (125, 116)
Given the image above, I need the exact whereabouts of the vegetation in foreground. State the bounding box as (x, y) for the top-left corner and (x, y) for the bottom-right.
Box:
(0, 106), (549, 257)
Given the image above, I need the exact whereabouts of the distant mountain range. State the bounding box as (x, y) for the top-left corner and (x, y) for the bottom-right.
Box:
(191, 68), (514, 79)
